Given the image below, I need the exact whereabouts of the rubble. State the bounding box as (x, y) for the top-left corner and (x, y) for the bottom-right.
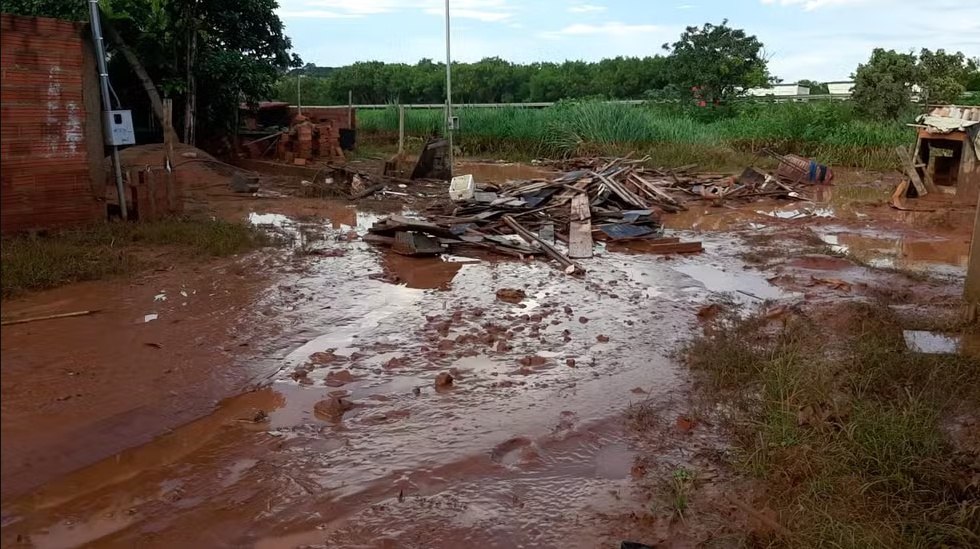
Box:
(356, 153), (832, 272)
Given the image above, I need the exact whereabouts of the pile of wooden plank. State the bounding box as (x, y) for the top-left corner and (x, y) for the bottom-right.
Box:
(364, 157), (709, 274)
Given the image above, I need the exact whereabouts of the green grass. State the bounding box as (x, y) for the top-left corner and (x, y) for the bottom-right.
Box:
(1, 218), (273, 298)
(683, 302), (980, 548)
(357, 101), (913, 170)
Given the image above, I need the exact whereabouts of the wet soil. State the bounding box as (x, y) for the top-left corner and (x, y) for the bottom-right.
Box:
(1, 159), (975, 548)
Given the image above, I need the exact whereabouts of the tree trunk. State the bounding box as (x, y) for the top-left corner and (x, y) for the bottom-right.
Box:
(183, 27), (197, 145)
(100, 13), (179, 144)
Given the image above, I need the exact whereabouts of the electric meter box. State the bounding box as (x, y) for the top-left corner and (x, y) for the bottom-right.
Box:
(104, 110), (136, 146)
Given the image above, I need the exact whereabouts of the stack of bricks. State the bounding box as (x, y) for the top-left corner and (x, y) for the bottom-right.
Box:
(294, 121), (313, 160)
(1, 14), (102, 233)
(314, 121), (344, 160)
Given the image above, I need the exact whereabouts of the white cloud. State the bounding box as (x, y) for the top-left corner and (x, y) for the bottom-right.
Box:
(569, 3), (607, 13)
(760, 0), (868, 10)
(543, 21), (664, 38)
(425, 7), (513, 21)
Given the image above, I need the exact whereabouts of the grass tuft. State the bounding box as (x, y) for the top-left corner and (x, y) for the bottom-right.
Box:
(682, 302), (980, 548)
(1, 218), (273, 298)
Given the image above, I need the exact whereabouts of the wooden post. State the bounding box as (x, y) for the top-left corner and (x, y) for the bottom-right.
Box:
(163, 98), (177, 212)
(347, 89), (353, 129)
(398, 104), (405, 156)
(965, 194), (980, 322)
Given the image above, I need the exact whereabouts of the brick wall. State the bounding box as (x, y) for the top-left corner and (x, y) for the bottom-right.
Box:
(1, 14), (103, 233)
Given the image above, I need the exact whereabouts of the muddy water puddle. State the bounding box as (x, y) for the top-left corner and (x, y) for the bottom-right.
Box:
(814, 228), (970, 273)
(456, 161), (556, 184)
(1, 208), (797, 548)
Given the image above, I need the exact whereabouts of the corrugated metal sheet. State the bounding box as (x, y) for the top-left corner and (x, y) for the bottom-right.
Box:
(1, 13), (101, 233)
(926, 105), (980, 122)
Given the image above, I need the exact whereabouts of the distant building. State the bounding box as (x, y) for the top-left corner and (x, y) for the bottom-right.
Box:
(826, 81), (855, 96)
(747, 83), (810, 97)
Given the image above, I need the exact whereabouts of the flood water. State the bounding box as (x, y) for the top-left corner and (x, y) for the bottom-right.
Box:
(0, 204), (793, 548)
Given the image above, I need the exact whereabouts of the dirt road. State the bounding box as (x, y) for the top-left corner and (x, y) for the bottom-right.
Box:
(1, 163), (974, 548)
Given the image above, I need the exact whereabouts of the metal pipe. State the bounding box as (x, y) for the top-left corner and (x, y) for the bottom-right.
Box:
(444, 0), (453, 179)
(88, 0), (128, 220)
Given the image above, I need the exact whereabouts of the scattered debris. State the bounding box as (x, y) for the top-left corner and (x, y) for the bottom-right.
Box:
(361, 154), (829, 269)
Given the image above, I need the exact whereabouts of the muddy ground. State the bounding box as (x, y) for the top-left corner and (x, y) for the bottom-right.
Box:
(0, 155), (976, 548)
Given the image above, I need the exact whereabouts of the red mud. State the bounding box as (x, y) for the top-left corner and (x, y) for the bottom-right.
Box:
(1, 159), (975, 548)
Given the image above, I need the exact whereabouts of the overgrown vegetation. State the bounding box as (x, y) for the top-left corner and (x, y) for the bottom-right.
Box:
(359, 100), (911, 169)
(1, 218), (272, 298)
(684, 302), (980, 548)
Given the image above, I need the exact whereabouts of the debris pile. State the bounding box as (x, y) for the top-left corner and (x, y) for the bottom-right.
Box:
(362, 153), (833, 273)
(365, 157), (714, 273)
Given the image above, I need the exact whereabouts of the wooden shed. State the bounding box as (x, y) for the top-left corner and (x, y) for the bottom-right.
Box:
(906, 105), (980, 204)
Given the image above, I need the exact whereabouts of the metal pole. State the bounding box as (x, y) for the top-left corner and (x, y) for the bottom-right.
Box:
(88, 0), (127, 220)
(348, 89), (353, 128)
(398, 104), (405, 156)
(444, 0), (454, 178)
(297, 73), (302, 115)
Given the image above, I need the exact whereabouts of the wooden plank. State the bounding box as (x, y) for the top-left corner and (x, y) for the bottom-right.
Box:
(371, 215), (456, 238)
(896, 145), (928, 197)
(501, 215), (583, 274)
(607, 240), (703, 255)
(568, 193), (592, 259)
(965, 194), (980, 322)
(630, 172), (687, 210)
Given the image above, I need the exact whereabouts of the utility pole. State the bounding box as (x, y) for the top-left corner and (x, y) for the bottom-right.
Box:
(88, 0), (127, 220)
(444, 0), (454, 178)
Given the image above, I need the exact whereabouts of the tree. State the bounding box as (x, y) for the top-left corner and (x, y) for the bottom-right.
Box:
(918, 48), (974, 104)
(851, 49), (919, 119)
(2, 0), (298, 144)
(662, 20), (771, 104)
(0, 0), (87, 19)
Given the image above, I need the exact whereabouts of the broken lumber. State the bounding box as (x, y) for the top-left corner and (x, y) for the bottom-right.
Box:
(606, 240), (703, 255)
(568, 193), (593, 259)
(502, 215), (584, 274)
(1, 310), (100, 326)
(895, 146), (929, 197)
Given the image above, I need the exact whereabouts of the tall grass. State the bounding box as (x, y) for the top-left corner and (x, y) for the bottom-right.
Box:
(358, 101), (912, 169)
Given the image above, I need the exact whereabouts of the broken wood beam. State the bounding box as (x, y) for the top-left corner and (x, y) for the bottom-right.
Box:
(895, 146), (929, 197)
(606, 240), (703, 255)
(502, 215), (584, 275)
(568, 192), (593, 259)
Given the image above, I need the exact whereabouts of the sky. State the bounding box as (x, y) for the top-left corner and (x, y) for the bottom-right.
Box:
(276, 0), (980, 83)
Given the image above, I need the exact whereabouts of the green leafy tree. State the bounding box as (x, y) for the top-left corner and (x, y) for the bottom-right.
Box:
(851, 48), (920, 119)
(2, 0), (298, 144)
(662, 20), (771, 104)
(917, 48), (974, 104)
(0, 0), (87, 19)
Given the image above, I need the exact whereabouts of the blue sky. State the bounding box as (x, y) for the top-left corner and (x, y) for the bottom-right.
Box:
(276, 0), (979, 82)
